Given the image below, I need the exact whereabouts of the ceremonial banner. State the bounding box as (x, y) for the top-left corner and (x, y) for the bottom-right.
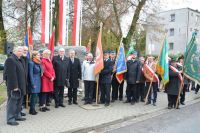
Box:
(41, 0), (50, 44)
(72, 0), (82, 46)
(115, 43), (127, 83)
(58, 0), (67, 45)
(184, 32), (200, 85)
(94, 24), (104, 75)
(156, 36), (169, 85)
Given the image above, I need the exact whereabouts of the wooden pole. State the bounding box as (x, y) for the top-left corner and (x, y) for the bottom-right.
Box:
(176, 75), (184, 108)
(145, 80), (152, 104)
(26, 95), (29, 109)
(94, 75), (100, 105)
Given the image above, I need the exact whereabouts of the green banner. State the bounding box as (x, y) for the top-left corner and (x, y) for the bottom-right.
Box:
(184, 32), (200, 84)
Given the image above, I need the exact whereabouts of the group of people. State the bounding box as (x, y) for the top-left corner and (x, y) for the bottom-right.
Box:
(3, 46), (189, 126)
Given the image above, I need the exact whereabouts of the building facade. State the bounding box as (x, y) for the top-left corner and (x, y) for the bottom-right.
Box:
(145, 8), (200, 55)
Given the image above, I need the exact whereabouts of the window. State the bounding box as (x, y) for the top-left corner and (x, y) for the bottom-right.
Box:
(196, 15), (200, 23)
(170, 14), (175, 22)
(169, 28), (174, 36)
(169, 43), (174, 50)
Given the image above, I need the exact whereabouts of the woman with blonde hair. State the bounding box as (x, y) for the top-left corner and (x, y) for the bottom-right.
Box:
(28, 51), (42, 115)
(40, 49), (55, 112)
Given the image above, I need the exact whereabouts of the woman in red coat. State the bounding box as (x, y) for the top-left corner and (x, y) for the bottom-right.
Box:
(40, 49), (55, 112)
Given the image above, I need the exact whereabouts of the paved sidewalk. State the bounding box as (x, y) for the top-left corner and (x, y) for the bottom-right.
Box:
(0, 91), (200, 133)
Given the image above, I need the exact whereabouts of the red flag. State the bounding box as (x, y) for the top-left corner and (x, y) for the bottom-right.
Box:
(48, 29), (55, 60)
(94, 24), (104, 75)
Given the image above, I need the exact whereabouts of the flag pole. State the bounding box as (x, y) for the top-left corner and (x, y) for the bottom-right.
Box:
(93, 22), (103, 106)
(175, 74), (184, 108)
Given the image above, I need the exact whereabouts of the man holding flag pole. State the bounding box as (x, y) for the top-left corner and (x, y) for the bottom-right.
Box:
(94, 22), (104, 105)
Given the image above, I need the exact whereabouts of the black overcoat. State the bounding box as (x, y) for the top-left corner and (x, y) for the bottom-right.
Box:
(69, 58), (81, 88)
(99, 59), (113, 84)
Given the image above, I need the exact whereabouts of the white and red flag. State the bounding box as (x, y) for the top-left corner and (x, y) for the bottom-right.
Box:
(72, 0), (82, 46)
(41, 0), (50, 44)
(58, 0), (67, 45)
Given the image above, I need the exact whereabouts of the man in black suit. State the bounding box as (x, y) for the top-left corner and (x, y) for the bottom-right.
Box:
(4, 46), (26, 126)
(99, 51), (113, 106)
(53, 48), (70, 108)
(68, 49), (82, 105)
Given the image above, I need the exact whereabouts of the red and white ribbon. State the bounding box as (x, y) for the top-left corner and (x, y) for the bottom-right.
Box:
(170, 65), (184, 86)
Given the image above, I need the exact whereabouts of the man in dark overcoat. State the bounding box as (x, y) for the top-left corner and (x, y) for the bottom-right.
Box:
(68, 49), (81, 105)
(125, 52), (140, 105)
(53, 48), (70, 108)
(4, 46), (26, 126)
(99, 51), (113, 106)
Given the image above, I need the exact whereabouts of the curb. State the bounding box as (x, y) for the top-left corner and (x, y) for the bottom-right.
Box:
(63, 96), (200, 133)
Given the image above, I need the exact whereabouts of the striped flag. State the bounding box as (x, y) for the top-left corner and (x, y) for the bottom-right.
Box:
(72, 0), (82, 46)
(58, 0), (67, 45)
(115, 42), (127, 83)
(41, 0), (50, 44)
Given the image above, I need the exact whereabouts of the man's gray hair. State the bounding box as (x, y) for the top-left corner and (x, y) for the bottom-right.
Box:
(59, 48), (65, 52)
(87, 53), (93, 58)
(13, 46), (23, 53)
(69, 49), (75, 54)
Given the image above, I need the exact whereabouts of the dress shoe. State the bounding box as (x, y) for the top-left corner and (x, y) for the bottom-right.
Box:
(168, 106), (172, 109)
(39, 108), (46, 112)
(104, 103), (110, 107)
(145, 101), (151, 105)
(44, 107), (50, 111)
(124, 100), (130, 103)
(7, 121), (19, 126)
(131, 101), (135, 105)
(68, 102), (72, 105)
(29, 110), (38, 115)
(21, 112), (26, 116)
(180, 102), (185, 105)
(84, 102), (88, 105)
(59, 104), (66, 107)
(16, 118), (26, 121)
(46, 103), (50, 106)
(119, 98), (123, 101)
(153, 102), (156, 106)
(55, 105), (59, 108)
(111, 100), (115, 103)
(73, 102), (78, 105)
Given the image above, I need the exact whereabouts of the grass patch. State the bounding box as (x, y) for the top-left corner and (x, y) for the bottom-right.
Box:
(0, 84), (6, 105)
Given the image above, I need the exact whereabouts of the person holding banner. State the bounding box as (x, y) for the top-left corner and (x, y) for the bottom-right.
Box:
(143, 56), (159, 106)
(99, 51), (113, 106)
(165, 58), (182, 109)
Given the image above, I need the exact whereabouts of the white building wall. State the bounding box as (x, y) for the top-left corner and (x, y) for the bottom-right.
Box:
(146, 8), (200, 55)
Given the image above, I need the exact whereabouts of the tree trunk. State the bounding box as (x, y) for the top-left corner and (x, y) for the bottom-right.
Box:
(122, 0), (146, 50)
(0, 0), (6, 54)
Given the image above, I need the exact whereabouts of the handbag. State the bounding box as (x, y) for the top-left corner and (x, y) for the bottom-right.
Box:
(65, 79), (70, 88)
